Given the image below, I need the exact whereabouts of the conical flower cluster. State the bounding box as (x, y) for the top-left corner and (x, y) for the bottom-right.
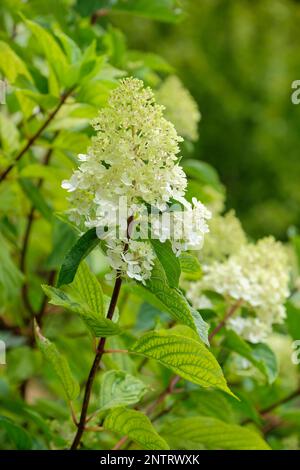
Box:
(62, 78), (210, 282)
(187, 237), (290, 342)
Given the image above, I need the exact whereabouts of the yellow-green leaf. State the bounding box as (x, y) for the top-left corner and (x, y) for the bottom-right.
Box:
(99, 370), (147, 411)
(104, 408), (169, 450)
(161, 416), (270, 450)
(71, 262), (104, 316)
(34, 320), (79, 401)
(41, 284), (120, 337)
(131, 328), (233, 396)
(0, 41), (32, 83)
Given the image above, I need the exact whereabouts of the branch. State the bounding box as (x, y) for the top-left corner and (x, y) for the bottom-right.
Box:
(103, 348), (129, 354)
(19, 147), (55, 318)
(70, 216), (134, 450)
(112, 435), (128, 450)
(208, 299), (243, 341)
(261, 387), (300, 415)
(0, 88), (74, 183)
(70, 275), (123, 450)
(90, 9), (108, 25)
(146, 375), (180, 416)
(36, 270), (56, 322)
(242, 387), (300, 426)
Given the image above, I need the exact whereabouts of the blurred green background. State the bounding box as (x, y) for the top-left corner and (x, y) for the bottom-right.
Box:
(113, 0), (300, 239)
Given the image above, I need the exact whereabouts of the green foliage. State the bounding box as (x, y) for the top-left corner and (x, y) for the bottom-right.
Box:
(0, 416), (33, 450)
(224, 330), (278, 384)
(57, 229), (100, 287)
(0, 233), (23, 304)
(0, 0), (299, 453)
(179, 252), (202, 280)
(143, 258), (209, 344)
(150, 239), (180, 288)
(99, 370), (147, 411)
(286, 299), (300, 340)
(75, 0), (184, 23)
(132, 327), (233, 396)
(34, 320), (80, 401)
(42, 262), (121, 336)
(160, 416), (270, 450)
(104, 407), (170, 450)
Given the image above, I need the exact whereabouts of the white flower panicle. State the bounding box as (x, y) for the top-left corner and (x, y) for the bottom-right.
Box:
(62, 78), (186, 212)
(106, 240), (156, 283)
(62, 78), (210, 283)
(187, 237), (290, 343)
(201, 210), (247, 263)
(156, 76), (201, 141)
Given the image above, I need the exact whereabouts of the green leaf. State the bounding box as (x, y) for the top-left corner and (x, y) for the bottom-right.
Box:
(160, 417), (270, 450)
(57, 228), (100, 287)
(46, 219), (78, 270)
(143, 258), (209, 344)
(19, 179), (53, 222)
(0, 41), (32, 83)
(53, 131), (90, 153)
(104, 407), (169, 450)
(131, 328), (234, 396)
(224, 330), (278, 384)
(54, 29), (82, 64)
(70, 261), (105, 316)
(229, 390), (262, 426)
(76, 0), (184, 23)
(0, 113), (20, 155)
(182, 159), (223, 191)
(99, 370), (147, 411)
(34, 320), (79, 401)
(25, 19), (69, 85)
(19, 164), (64, 182)
(0, 233), (24, 305)
(0, 416), (33, 450)
(19, 90), (59, 110)
(42, 284), (120, 337)
(185, 179), (225, 207)
(150, 239), (180, 288)
(0, 398), (65, 446)
(179, 252), (202, 280)
(180, 389), (235, 423)
(251, 343), (278, 384)
(7, 346), (40, 383)
(104, 337), (136, 374)
(292, 235), (300, 270)
(286, 299), (300, 340)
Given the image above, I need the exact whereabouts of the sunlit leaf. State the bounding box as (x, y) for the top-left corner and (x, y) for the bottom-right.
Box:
(0, 41), (32, 83)
(161, 416), (270, 450)
(131, 327), (234, 396)
(104, 407), (169, 450)
(142, 259), (209, 344)
(42, 284), (120, 337)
